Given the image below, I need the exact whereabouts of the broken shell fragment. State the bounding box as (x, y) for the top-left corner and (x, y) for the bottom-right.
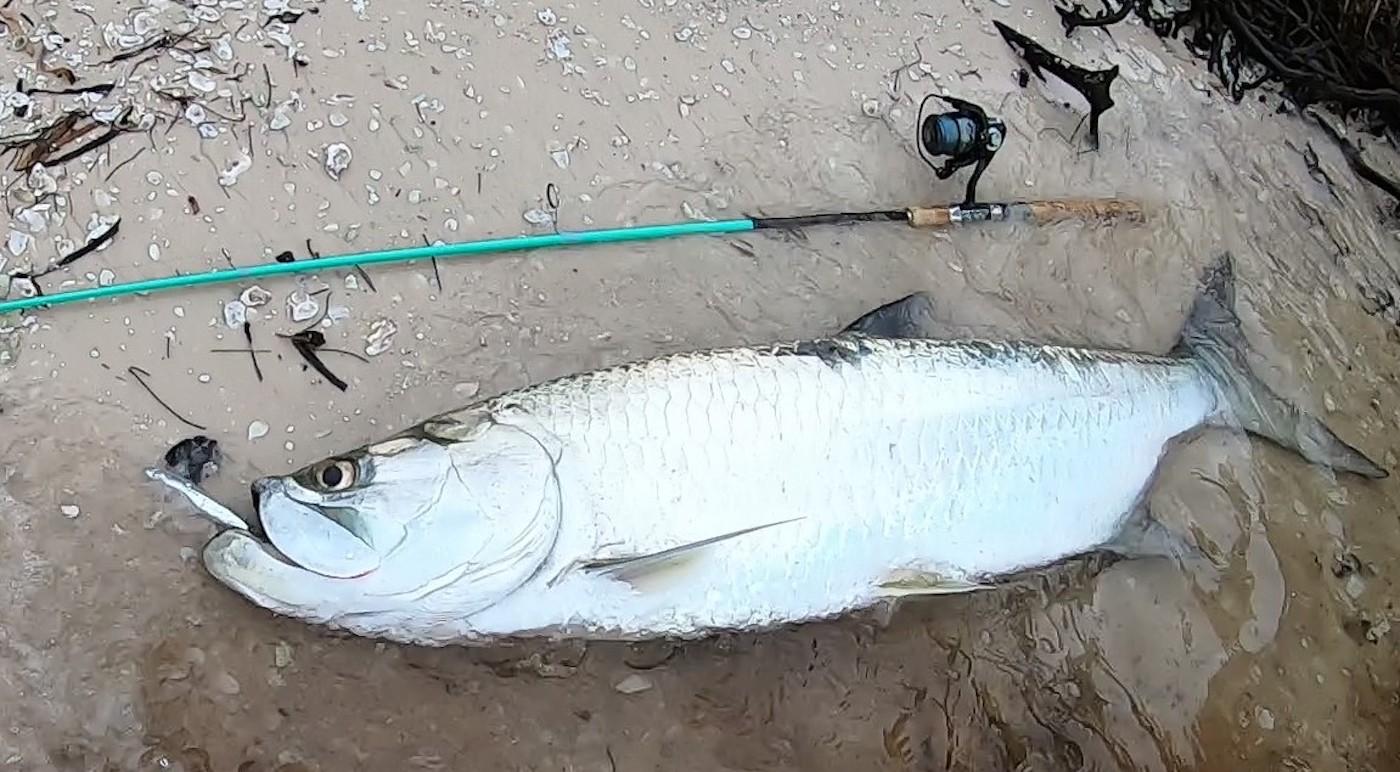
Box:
(213, 35), (234, 61)
(222, 299), (248, 328)
(288, 290), (320, 322)
(548, 141), (571, 169)
(187, 71), (217, 93)
(6, 231), (31, 257)
(27, 165), (58, 195)
(364, 318), (398, 356)
(546, 29), (572, 60)
(219, 152), (253, 187)
(9, 276), (38, 299)
(239, 285), (273, 307)
(324, 143), (352, 180)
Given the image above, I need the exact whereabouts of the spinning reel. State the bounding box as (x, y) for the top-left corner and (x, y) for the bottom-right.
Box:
(917, 94), (1006, 206)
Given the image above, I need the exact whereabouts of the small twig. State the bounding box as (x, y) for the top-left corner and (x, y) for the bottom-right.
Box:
(45, 126), (126, 167)
(95, 29), (196, 67)
(104, 146), (146, 181)
(885, 37), (927, 98)
(1312, 110), (1400, 203)
(242, 321), (263, 381)
(276, 330), (349, 391)
(126, 366), (206, 430)
(317, 347), (370, 363)
(36, 218), (120, 276)
(23, 82), (116, 97)
(421, 234), (443, 291)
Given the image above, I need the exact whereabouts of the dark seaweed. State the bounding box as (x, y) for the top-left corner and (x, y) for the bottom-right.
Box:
(163, 435), (220, 484)
(279, 329), (349, 392)
(995, 21), (1120, 150)
(1050, 0), (1400, 203)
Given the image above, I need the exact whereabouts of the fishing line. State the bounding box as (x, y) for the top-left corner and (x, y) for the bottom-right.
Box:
(0, 97), (1144, 317)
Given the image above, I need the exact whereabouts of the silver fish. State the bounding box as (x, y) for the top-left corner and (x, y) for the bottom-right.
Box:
(151, 254), (1385, 646)
(145, 466), (249, 531)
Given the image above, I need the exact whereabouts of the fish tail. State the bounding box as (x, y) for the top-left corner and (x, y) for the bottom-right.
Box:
(1171, 253), (1387, 479)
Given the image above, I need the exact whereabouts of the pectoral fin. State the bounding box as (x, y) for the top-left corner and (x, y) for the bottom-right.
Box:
(581, 517), (803, 586)
(877, 568), (992, 597)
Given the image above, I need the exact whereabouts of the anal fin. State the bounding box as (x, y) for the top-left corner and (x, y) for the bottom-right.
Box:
(877, 568), (992, 597)
(1092, 497), (1213, 579)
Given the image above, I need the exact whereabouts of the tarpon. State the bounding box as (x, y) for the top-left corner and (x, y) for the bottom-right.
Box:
(147, 254), (1386, 645)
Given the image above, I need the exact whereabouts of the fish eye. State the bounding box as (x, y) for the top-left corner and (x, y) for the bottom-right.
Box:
(313, 459), (358, 492)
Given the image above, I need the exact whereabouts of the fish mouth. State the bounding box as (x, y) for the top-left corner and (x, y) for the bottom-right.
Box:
(246, 480), (269, 539)
(244, 477), (382, 579)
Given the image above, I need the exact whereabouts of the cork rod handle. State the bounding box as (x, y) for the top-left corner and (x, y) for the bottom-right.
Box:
(905, 198), (1146, 228)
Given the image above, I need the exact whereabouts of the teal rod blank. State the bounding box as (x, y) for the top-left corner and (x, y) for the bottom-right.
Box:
(0, 218), (757, 315)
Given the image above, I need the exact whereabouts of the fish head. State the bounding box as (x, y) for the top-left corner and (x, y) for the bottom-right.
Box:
(202, 408), (566, 643)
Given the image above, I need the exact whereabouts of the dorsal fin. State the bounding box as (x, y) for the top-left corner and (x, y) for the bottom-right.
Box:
(840, 292), (940, 339)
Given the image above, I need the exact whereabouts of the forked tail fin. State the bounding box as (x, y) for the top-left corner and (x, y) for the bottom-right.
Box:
(1171, 254), (1387, 479)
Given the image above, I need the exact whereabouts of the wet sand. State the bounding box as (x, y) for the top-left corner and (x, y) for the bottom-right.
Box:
(1, 1), (1398, 770)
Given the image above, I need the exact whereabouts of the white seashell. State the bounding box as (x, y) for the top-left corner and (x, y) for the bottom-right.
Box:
(187, 71), (217, 93)
(219, 152), (252, 187)
(27, 165), (57, 195)
(364, 318), (398, 356)
(132, 11), (159, 36)
(239, 285), (273, 307)
(547, 29), (572, 60)
(323, 143), (352, 180)
(222, 299), (247, 328)
(213, 35), (234, 61)
(9, 276), (38, 298)
(6, 231), (31, 257)
(288, 290), (320, 322)
(14, 208), (46, 233)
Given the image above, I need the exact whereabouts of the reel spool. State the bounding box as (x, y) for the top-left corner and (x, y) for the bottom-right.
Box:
(917, 94), (1006, 205)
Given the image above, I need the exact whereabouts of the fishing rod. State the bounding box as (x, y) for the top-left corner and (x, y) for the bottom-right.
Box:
(0, 96), (1144, 316)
